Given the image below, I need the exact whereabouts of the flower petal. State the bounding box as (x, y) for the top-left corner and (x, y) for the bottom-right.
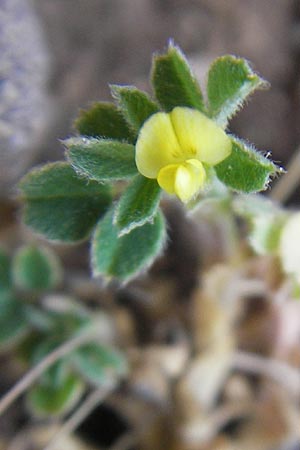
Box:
(175, 159), (206, 202)
(157, 159), (206, 203)
(135, 112), (182, 178)
(157, 163), (179, 194)
(170, 107), (232, 165)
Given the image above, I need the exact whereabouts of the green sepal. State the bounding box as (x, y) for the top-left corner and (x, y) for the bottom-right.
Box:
(114, 175), (161, 236)
(74, 102), (135, 143)
(215, 137), (278, 193)
(0, 248), (11, 292)
(71, 344), (127, 386)
(12, 245), (62, 292)
(151, 42), (206, 112)
(0, 291), (29, 348)
(66, 137), (137, 181)
(19, 162), (112, 242)
(27, 370), (84, 417)
(207, 55), (268, 127)
(110, 85), (159, 132)
(92, 207), (166, 282)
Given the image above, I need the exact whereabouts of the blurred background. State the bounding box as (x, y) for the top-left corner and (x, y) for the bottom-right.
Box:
(3, 1), (300, 450)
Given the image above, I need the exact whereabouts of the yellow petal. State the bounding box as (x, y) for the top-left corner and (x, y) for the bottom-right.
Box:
(157, 163), (179, 194)
(135, 112), (183, 178)
(170, 107), (232, 165)
(157, 159), (206, 203)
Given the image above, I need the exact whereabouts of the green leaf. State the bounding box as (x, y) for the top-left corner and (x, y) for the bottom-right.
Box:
(114, 175), (161, 236)
(111, 85), (159, 132)
(151, 42), (206, 112)
(207, 55), (268, 127)
(0, 248), (11, 292)
(19, 162), (112, 242)
(12, 245), (62, 292)
(72, 344), (127, 386)
(66, 137), (137, 181)
(74, 102), (135, 143)
(0, 292), (29, 348)
(28, 371), (84, 417)
(215, 138), (278, 193)
(92, 207), (166, 281)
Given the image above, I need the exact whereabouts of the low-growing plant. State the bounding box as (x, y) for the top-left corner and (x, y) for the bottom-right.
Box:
(0, 245), (127, 417)
(19, 42), (285, 283)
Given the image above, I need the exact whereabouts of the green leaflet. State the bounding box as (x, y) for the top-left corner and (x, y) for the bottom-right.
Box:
(74, 102), (135, 143)
(215, 137), (278, 193)
(12, 245), (62, 292)
(207, 55), (268, 127)
(71, 344), (127, 386)
(114, 174), (161, 236)
(19, 162), (112, 242)
(66, 137), (137, 181)
(151, 42), (206, 112)
(111, 85), (159, 132)
(92, 207), (166, 281)
(28, 371), (84, 417)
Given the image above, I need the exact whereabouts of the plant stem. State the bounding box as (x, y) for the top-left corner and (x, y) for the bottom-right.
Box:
(0, 329), (98, 417)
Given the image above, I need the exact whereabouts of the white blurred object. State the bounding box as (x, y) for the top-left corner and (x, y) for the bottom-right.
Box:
(279, 212), (300, 283)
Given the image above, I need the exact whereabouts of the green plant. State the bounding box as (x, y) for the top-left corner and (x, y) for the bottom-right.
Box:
(0, 245), (127, 417)
(19, 42), (282, 282)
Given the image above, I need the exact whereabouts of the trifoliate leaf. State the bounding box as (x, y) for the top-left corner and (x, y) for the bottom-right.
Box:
(114, 174), (161, 236)
(66, 137), (137, 181)
(92, 207), (166, 281)
(19, 162), (112, 242)
(151, 42), (206, 112)
(12, 245), (62, 292)
(207, 55), (268, 127)
(74, 102), (135, 143)
(111, 85), (159, 132)
(215, 137), (278, 193)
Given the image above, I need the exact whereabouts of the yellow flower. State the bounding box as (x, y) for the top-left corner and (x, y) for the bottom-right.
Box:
(135, 107), (232, 202)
